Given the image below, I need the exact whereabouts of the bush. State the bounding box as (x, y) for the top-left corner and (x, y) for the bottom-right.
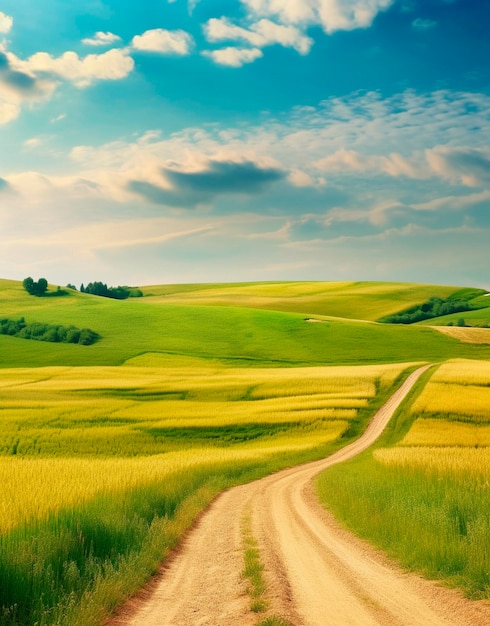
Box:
(379, 295), (483, 325)
(0, 319), (99, 345)
(80, 281), (143, 300)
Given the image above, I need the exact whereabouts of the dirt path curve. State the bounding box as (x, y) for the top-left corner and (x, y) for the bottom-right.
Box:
(118, 365), (490, 626)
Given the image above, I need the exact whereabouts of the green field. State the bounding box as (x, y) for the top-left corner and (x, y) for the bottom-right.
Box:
(2, 279), (490, 368)
(1, 277), (490, 624)
(141, 280), (462, 320)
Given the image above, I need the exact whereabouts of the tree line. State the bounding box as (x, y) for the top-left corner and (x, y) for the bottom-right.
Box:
(379, 296), (481, 325)
(23, 277), (143, 300)
(0, 318), (99, 345)
(79, 282), (143, 300)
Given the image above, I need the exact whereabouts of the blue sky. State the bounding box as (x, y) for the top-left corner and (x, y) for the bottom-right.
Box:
(0, 0), (489, 288)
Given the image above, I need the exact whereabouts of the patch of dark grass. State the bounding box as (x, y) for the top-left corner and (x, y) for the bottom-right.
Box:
(142, 422), (301, 444)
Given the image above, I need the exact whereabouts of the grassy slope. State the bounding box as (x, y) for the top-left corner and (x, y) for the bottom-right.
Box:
(142, 280), (461, 321)
(2, 279), (490, 368)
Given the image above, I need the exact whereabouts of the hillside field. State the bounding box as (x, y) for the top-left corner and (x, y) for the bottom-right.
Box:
(1, 278), (490, 624)
(2, 279), (490, 368)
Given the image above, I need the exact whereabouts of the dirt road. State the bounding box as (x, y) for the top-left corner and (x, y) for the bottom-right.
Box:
(118, 365), (490, 625)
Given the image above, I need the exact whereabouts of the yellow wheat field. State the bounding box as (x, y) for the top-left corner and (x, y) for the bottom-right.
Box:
(427, 359), (490, 386)
(374, 446), (490, 479)
(0, 429), (350, 534)
(0, 362), (407, 532)
(410, 382), (490, 421)
(408, 360), (490, 424)
(399, 418), (490, 447)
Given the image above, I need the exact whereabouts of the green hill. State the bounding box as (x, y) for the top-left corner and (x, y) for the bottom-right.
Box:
(2, 278), (490, 368)
(141, 280), (462, 321)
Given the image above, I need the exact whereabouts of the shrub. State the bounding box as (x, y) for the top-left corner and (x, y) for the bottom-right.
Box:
(0, 319), (99, 345)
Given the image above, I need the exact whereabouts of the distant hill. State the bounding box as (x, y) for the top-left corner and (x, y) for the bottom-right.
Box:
(141, 281), (463, 321)
(1, 278), (490, 369)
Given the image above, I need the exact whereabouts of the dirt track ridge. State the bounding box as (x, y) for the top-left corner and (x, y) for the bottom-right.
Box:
(117, 365), (490, 626)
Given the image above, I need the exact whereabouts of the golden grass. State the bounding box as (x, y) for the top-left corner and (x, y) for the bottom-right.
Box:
(3, 438), (352, 534)
(398, 419), (490, 447)
(429, 359), (490, 385)
(0, 362), (407, 534)
(374, 446), (490, 478)
(433, 327), (490, 344)
(410, 382), (490, 421)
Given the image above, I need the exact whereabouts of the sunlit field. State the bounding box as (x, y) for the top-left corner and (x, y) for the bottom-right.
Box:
(2, 277), (490, 623)
(3, 279), (490, 369)
(142, 280), (460, 321)
(317, 359), (490, 599)
(0, 361), (407, 625)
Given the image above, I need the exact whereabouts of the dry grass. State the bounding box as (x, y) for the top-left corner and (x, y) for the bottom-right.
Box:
(399, 418), (490, 447)
(433, 327), (490, 344)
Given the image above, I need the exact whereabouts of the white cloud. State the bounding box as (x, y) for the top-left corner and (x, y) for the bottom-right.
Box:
(0, 12), (13, 34)
(288, 169), (314, 186)
(5, 89), (490, 217)
(82, 31), (122, 46)
(0, 49), (57, 124)
(412, 190), (490, 212)
(18, 48), (134, 88)
(204, 17), (313, 54)
(241, 0), (316, 25)
(23, 137), (42, 150)
(240, 0), (394, 34)
(0, 101), (19, 124)
(313, 148), (427, 178)
(0, 41), (135, 124)
(202, 46), (263, 67)
(131, 29), (193, 55)
(425, 146), (490, 187)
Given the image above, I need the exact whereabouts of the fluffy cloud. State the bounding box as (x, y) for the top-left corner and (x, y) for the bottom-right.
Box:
(313, 145), (490, 188)
(202, 0), (387, 65)
(0, 50), (56, 123)
(240, 0), (394, 33)
(19, 48), (134, 88)
(0, 12), (13, 34)
(131, 29), (194, 55)
(202, 47), (263, 67)
(7, 89), (490, 220)
(82, 31), (122, 46)
(204, 17), (313, 54)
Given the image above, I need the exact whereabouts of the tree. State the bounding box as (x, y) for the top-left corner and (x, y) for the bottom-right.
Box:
(22, 277), (48, 296)
(36, 278), (48, 296)
(22, 277), (35, 295)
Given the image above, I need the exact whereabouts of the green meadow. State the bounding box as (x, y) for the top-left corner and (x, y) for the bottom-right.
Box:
(2, 279), (490, 369)
(1, 277), (490, 624)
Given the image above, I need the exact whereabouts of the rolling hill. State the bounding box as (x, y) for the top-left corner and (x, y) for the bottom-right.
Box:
(2, 278), (490, 368)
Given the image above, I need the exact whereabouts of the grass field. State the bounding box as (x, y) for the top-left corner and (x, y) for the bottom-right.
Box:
(2, 279), (490, 368)
(317, 359), (490, 599)
(2, 277), (490, 623)
(0, 360), (407, 625)
(141, 280), (461, 320)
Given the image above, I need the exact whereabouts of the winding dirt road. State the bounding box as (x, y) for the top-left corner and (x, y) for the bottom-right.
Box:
(116, 365), (490, 625)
